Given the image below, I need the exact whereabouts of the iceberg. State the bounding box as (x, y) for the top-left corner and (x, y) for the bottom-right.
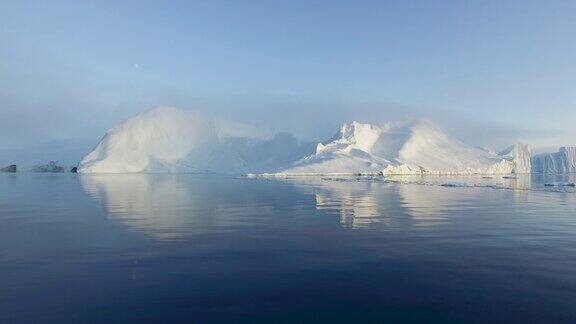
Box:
(532, 147), (576, 174)
(32, 161), (65, 173)
(78, 107), (313, 174)
(78, 107), (574, 175)
(497, 144), (532, 174)
(0, 164), (16, 173)
(278, 121), (531, 175)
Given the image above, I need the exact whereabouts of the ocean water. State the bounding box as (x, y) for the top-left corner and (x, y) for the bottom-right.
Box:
(1, 173), (576, 323)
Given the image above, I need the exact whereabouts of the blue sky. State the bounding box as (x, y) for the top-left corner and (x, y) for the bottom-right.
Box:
(1, 0), (575, 155)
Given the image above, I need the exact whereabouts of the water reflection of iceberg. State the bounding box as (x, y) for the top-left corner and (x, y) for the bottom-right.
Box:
(309, 180), (397, 229)
(80, 174), (575, 238)
(387, 174), (533, 191)
(80, 174), (265, 241)
(285, 177), (466, 229)
(81, 175), (197, 240)
(282, 174), (573, 230)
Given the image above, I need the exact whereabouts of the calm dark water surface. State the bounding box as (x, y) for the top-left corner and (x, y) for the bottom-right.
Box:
(1, 174), (576, 323)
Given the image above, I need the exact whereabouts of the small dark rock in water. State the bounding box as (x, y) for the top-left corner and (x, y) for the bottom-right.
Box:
(33, 161), (65, 173)
(0, 164), (16, 173)
(70, 167), (78, 173)
(545, 182), (576, 187)
(502, 176), (517, 179)
(441, 183), (459, 187)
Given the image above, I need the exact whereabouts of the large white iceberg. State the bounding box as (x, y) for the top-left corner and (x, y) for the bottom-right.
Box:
(278, 121), (531, 175)
(79, 107), (574, 175)
(78, 107), (313, 173)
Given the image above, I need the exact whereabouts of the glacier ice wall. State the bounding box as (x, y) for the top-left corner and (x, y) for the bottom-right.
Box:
(496, 144), (532, 174)
(532, 147), (576, 174)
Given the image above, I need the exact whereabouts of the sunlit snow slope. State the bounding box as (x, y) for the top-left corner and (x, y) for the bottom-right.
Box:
(78, 107), (313, 173)
(278, 121), (532, 175)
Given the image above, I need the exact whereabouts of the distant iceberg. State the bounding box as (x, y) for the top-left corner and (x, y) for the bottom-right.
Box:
(532, 147), (576, 174)
(32, 161), (65, 173)
(0, 164), (16, 173)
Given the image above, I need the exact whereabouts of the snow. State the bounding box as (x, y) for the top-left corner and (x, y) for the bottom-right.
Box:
(78, 107), (313, 174)
(77, 108), (573, 175)
(532, 147), (576, 174)
(278, 120), (531, 175)
(79, 108), (215, 173)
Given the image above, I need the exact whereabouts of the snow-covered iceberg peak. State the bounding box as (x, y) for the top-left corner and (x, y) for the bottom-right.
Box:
(279, 120), (532, 175)
(78, 107), (313, 174)
(337, 121), (384, 152)
(314, 121), (396, 156)
(281, 121), (403, 175)
(78, 107), (218, 173)
(382, 123), (531, 175)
